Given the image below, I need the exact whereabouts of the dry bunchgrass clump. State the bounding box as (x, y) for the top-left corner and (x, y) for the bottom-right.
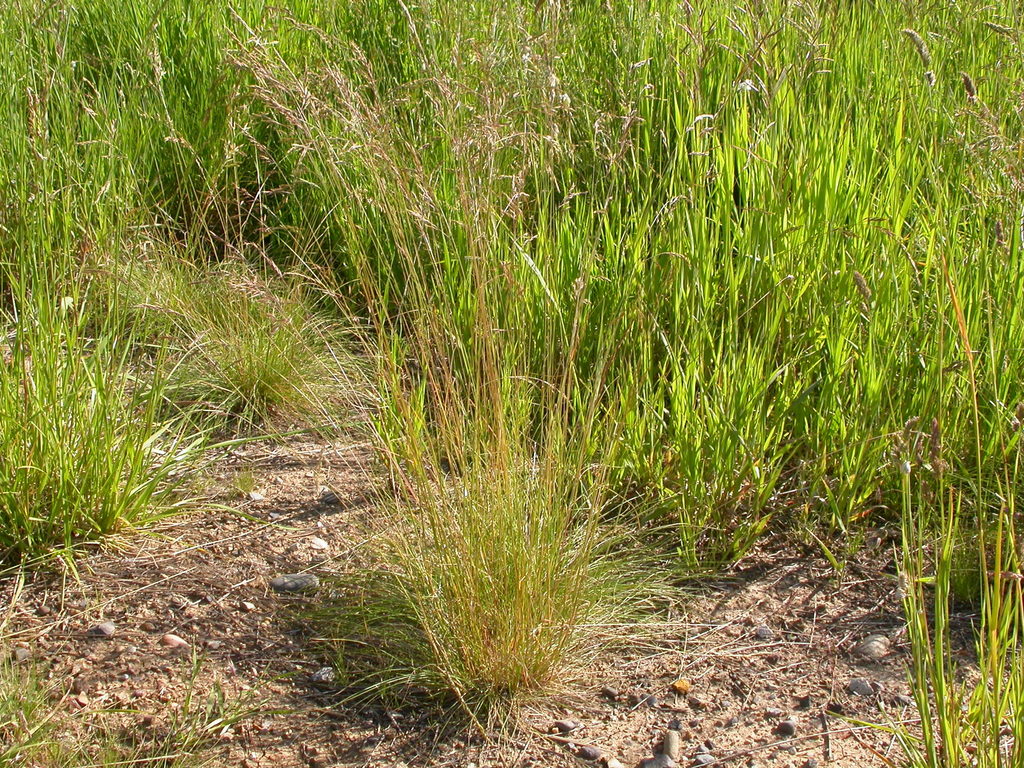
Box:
(108, 251), (369, 430)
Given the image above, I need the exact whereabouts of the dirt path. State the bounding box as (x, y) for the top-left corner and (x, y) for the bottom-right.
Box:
(2, 437), (926, 767)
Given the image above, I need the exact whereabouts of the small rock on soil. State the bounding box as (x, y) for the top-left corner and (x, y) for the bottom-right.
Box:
(853, 633), (891, 660)
(774, 718), (797, 737)
(270, 573), (320, 593)
(639, 755), (676, 768)
(553, 719), (581, 734)
(662, 730), (682, 760)
(87, 622), (116, 638)
(847, 677), (876, 696)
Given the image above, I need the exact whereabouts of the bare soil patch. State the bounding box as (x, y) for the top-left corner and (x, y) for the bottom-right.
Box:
(1, 437), (947, 767)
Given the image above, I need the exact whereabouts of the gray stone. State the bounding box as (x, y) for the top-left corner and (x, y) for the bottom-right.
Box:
(270, 573), (320, 593)
(553, 719), (581, 734)
(847, 677), (876, 696)
(639, 756), (676, 768)
(754, 625), (774, 641)
(318, 487), (340, 505)
(87, 622), (116, 638)
(853, 633), (891, 660)
(692, 755), (716, 766)
(577, 744), (604, 761)
(310, 666), (336, 683)
(309, 536), (330, 551)
(12, 647), (30, 663)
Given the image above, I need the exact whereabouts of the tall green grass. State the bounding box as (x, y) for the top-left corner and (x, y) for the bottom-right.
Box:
(237, 0), (1024, 560)
(0, 300), (205, 563)
(6, 0), (1023, 555)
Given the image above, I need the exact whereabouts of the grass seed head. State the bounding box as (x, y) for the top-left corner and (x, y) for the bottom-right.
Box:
(901, 28), (932, 68)
(962, 72), (977, 101)
(983, 21), (1015, 37)
(853, 271), (872, 302)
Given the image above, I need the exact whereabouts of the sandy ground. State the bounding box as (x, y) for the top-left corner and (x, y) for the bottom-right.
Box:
(1, 436), (953, 767)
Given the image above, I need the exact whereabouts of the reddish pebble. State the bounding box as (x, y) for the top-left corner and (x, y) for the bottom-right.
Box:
(160, 633), (189, 648)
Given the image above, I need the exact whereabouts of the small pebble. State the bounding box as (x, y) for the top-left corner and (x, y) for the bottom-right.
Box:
(894, 693), (915, 707)
(692, 755), (716, 766)
(270, 573), (320, 593)
(310, 667), (336, 684)
(553, 719), (581, 734)
(668, 719), (683, 731)
(754, 625), (774, 640)
(764, 707), (784, 718)
(140, 621), (157, 632)
(87, 622), (116, 638)
(726, 715), (741, 727)
(309, 536), (330, 551)
(671, 678), (692, 694)
(803, 760), (819, 768)
(847, 677), (876, 697)
(318, 487), (340, 505)
(160, 633), (189, 649)
(774, 719), (797, 737)
(12, 647), (30, 663)
(247, 491), (265, 502)
(577, 745), (604, 761)
(662, 730), (682, 760)
(853, 633), (891, 660)
(605, 760), (626, 768)
(204, 639), (224, 650)
(639, 756), (676, 768)
(601, 686), (619, 700)
(687, 694), (705, 710)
